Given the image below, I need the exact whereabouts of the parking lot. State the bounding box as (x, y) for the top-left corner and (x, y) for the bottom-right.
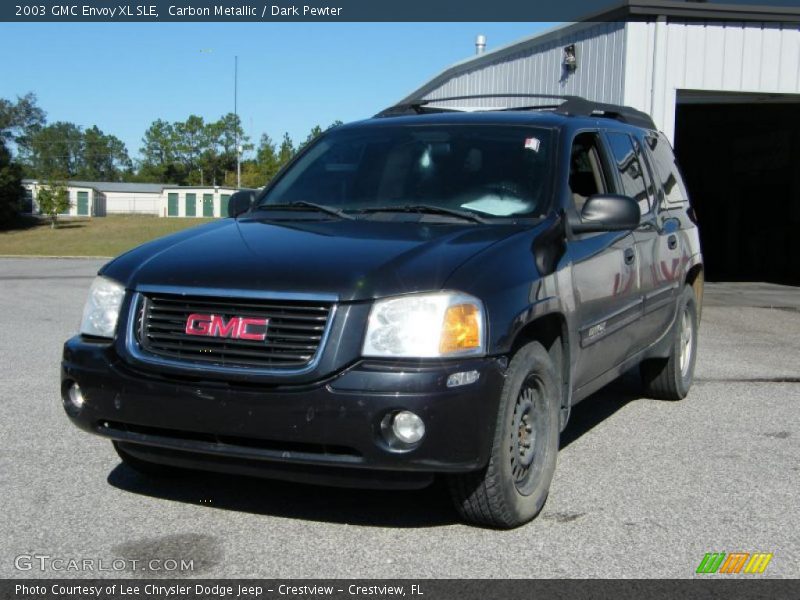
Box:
(1, 257), (797, 579)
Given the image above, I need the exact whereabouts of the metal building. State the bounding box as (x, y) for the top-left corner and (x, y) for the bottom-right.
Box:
(400, 0), (800, 283)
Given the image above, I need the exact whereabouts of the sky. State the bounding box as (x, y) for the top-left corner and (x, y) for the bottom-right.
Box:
(0, 22), (552, 160)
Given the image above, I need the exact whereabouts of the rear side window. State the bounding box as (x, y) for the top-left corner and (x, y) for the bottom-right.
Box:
(606, 132), (652, 215)
(646, 133), (689, 204)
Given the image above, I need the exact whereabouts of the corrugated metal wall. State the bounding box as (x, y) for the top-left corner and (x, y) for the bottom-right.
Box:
(405, 19), (800, 142)
(624, 20), (800, 141)
(416, 22), (627, 109)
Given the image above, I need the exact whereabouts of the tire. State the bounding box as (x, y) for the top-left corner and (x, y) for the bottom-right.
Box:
(113, 441), (182, 478)
(640, 284), (699, 400)
(447, 341), (561, 528)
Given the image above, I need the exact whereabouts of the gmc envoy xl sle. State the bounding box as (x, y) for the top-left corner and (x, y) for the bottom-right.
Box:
(61, 95), (703, 528)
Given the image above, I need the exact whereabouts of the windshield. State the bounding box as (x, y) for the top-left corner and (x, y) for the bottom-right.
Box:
(258, 125), (554, 219)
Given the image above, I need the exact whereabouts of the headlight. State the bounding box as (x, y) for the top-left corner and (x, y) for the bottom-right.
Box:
(363, 292), (485, 358)
(79, 276), (125, 338)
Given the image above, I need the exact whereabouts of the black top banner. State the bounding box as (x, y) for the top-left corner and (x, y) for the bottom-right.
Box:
(3, 0), (800, 23)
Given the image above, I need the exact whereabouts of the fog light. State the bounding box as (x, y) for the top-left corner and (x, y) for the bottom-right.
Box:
(392, 411), (425, 444)
(446, 370), (480, 388)
(67, 382), (85, 409)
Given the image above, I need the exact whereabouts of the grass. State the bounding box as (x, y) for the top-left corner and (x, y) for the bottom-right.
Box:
(0, 215), (217, 257)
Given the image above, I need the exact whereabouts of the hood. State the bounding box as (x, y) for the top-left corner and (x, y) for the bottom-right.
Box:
(102, 217), (525, 301)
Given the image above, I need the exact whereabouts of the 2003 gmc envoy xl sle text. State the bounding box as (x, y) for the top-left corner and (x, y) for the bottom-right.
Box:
(61, 95), (703, 528)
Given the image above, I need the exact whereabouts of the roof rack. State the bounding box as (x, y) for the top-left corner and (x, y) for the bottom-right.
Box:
(375, 93), (656, 130)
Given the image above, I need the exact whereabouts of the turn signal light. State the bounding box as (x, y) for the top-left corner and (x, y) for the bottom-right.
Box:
(439, 303), (481, 354)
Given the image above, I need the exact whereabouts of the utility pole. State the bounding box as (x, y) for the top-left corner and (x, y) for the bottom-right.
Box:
(235, 55), (241, 188)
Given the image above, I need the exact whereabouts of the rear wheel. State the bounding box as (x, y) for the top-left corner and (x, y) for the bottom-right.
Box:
(640, 284), (699, 400)
(447, 341), (560, 528)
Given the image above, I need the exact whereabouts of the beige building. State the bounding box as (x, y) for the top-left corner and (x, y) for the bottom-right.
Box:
(22, 180), (239, 218)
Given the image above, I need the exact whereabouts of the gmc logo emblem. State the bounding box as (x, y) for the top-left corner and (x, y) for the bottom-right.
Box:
(184, 313), (269, 341)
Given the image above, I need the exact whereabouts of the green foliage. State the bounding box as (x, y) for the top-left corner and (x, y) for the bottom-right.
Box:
(140, 113), (252, 186)
(79, 125), (132, 180)
(2, 91), (342, 191)
(0, 92), (46, 146)
(278, 133), (295, 166)
(298, 125), (323, 151)
(35, 178), (71, 228)
(0, 141), (24, 226)
(23, 121), (131, 182)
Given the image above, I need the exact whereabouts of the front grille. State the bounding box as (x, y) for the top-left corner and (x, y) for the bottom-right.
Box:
(135, 292), (333, 370)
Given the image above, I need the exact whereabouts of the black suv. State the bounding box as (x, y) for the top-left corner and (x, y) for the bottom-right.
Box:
(61, 96), (703, 528)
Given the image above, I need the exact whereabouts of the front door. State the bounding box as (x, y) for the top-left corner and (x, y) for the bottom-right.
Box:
(567, 131), (641, 388)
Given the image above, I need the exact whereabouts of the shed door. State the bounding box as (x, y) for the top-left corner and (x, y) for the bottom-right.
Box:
(220, 194), (231, 217)
(77, 191), (89, 216)
(185, 193), (196, 217)
(202, 194), (214, 217)
(167, 193), (179, 217)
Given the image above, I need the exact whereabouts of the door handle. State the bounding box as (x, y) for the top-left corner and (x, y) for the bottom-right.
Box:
(668, 234), (678, 250)
(624, 248), (636, 265)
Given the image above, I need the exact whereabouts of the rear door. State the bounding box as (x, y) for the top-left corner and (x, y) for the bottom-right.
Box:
(604, 130), (677, 348)
(566, 131), (640, 388)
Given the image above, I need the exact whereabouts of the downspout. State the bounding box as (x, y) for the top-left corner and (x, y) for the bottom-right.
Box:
(650, 15), (668, 133)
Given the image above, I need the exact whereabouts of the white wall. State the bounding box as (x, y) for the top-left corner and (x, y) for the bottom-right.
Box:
(101, 192), (161, 215)
(623, 21), (800, 142)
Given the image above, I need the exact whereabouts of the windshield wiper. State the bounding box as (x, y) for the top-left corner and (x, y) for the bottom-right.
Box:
(256, 201), (354, 220)
(352, 204), (488, 224)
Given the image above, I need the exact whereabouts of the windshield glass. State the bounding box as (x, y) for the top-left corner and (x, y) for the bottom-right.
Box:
(259, 125), (554, 219)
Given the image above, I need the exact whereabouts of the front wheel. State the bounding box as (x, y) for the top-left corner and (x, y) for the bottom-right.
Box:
(447, 341), (560, 528)
(640, 284), (699, 400)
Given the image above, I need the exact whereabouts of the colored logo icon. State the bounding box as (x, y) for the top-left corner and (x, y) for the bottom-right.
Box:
(696, 552), (773, 574)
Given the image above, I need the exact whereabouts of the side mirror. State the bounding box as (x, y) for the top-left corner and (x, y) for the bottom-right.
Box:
(572, 194), (640, 234)
(227, 189), (256, 218)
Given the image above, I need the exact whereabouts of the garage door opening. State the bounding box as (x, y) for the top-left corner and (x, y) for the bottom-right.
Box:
(674, 92), (800, 285)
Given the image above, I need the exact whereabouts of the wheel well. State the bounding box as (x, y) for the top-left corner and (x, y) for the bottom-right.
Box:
(511, 313), (571, 431)
(686, 264), (704, 319)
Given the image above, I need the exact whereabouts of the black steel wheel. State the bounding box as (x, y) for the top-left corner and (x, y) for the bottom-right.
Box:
(448, 341), (561, 528)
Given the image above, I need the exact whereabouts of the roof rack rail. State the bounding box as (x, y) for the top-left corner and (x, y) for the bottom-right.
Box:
(375, 93), (656, 130)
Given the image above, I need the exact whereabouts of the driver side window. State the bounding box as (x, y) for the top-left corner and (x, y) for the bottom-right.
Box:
(569, 132), (608, 214)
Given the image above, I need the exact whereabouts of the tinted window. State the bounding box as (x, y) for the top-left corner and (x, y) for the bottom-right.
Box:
(606, 132), (651, 215)
(261, 125), (553, 218)
(646, 133), (689, 204)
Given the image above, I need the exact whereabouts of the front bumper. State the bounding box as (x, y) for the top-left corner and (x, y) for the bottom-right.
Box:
(61, 336), (506, 489)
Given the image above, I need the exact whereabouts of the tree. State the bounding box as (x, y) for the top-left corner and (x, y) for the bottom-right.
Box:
(200, 113), (252, 186)
(0, 92), (46, 148)
(27, 122), (83, 179)
(0, 141), (23, 226)
(298, 125), (324, 151)
(35, 177), (71, 228)
(0, 93), (43, 225)
(175, 115), (207, 183)
(78, 125), (131, 181)
(278, 133), (295, 167)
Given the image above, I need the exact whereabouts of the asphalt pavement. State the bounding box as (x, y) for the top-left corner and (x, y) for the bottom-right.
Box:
(0, 258), (798, 579)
